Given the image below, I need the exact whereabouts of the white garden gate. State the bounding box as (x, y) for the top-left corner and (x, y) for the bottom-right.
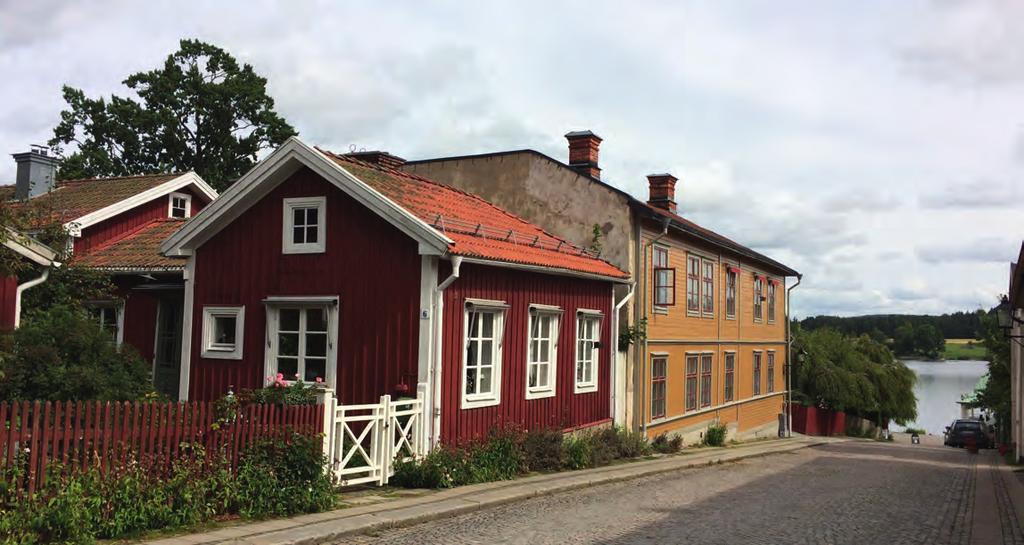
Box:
(317, 390), (426, 486)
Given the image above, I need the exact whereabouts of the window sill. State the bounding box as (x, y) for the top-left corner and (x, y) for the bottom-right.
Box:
(525, 388), (556, 400)
(461, 396), (500, 410)
(653, 307), (669, 315)
(201, 347), (243, 360)
(282, 245), (326, 255)
(574, 383), (598, 394)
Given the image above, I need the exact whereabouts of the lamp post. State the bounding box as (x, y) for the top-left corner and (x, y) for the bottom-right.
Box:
(996, 297), (1024, 346)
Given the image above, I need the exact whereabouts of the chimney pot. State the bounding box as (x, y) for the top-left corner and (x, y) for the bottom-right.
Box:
(344, 150), (406, 169)
(13, 146), (59, 200)
(565, 130), (602, 179)
(647, 173), (678, 214)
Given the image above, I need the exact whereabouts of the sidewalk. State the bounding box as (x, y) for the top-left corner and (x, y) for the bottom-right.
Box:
(143, 435), (837, 545)
(971, 450), (1024, 545)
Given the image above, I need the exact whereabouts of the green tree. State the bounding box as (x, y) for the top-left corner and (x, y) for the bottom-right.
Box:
(976, 309), (1011, 443)
(893, 322), (915, 356)
(50, 39), (296, 190)
(914, 323), (944, 359)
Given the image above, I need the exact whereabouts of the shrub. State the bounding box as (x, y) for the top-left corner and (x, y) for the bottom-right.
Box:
(588, 428), (618, 467)
(562, 435), (592, 470)
(703, 423), (728, 447)
(238, 375), (321, 406)
(234, 432), (335, 518)
(615, 428), (652, 458)
(391, 444), (471, 489)
(521, 428), (564, 472)
(467, 427), (526, 483)
(651, 433), (683, 454)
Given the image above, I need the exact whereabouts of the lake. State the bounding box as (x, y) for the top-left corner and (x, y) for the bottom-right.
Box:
(891, 359), (988, 435)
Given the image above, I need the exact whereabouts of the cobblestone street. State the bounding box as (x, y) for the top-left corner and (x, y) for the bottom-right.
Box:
(335, 441), (1011, 545)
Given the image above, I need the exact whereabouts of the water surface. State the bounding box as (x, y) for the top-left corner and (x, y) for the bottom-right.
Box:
(891, 359), (988, 435)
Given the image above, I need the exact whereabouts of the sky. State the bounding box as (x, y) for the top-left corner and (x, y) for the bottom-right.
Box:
(1, 0), (1021, 318)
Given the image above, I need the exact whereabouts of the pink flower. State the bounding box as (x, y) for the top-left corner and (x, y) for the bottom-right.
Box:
(276, 373), (284, 380)
(315, 377), (323, 383)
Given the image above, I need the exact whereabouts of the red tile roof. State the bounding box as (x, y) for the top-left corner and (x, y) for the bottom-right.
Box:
(319, 150), (628, 280)
(73, 218), (187, 271)
(1, 173), (180, 225)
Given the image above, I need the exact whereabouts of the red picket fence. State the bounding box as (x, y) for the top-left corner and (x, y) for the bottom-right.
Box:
(791, 404), (846, 436)
(0, 400), (324, 494)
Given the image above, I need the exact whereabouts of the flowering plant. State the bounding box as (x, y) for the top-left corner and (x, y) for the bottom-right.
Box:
(237, 374), (321, 405)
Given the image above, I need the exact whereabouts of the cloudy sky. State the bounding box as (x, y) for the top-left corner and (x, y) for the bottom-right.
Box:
(1, 0), (1021, 317)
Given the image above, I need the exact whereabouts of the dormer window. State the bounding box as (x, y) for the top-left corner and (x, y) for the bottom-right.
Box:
(282, 197), (326, 254)
(168, 192), (191, 218)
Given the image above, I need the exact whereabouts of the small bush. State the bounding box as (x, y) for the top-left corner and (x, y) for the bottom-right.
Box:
(467, 427), (526, 483)
(562, 435), (592, 470)
(703, 423), (728, 447)
(522, 428), (564, 472)
(616, 428), (653, 458)
(903, 427), (927, 436)
(234, 432), (335, 518)
(651, 433), (683, 454)
(391, 445), (471, 489)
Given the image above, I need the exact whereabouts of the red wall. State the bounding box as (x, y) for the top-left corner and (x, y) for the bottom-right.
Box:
(112, 276), (162, 363)
(188, 167), (421, 402)
(76, 187), (209, 255)
(792, 404), (847, 436)
(439, 263), (613, 443)
(0, 275), (16, 330)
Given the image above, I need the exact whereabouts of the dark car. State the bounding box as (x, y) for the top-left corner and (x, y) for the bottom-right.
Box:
(943, 419), (991, 449)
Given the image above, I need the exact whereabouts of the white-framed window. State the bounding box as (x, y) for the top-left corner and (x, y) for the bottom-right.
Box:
(700, 352), (713, 408)
(168, 192), (192, 218)
(767, 280), (777, 322)
(526, 304), (561, 400)
(574, 310), (602, 393)
(652, 246), (674, 309)
(201, 306), (245, 360)
(753, 275), (764, 322)
(725, 267), (737, 319)
(89, 302), (124, 345)
(265, 299), (337, 387)
(702, 260), (715, 316)
(462, 299), (507, 409)
(685, 353), (699, 411)
(282, 196), (326, 254)
(686, 255), (701, 313)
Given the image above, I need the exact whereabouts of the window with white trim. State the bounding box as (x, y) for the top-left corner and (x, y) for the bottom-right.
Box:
(653, 246), (674, 308)
(201, 306), (244, 359)
(274, 307), (328, 382)
(168, 192), (191, 218)
(702, 260), (715, 316)
(725, 268), (737, 319)
(767, 351), (776, 393)
(282, 197), (326, 254)
(724, 352), (735, 402)
(686, 256), (700, 313)
(685, 353), (698, 411)
(89, 302), (123, 344)
(767, 280), (777, 322)
(463, 301), (506, 408)
(574, 311), (601, 393)
(753, 276), (764, 322)
(753, 350), (763, 396)
(700, 353), (713, 408)
(526, 306), (561, 399)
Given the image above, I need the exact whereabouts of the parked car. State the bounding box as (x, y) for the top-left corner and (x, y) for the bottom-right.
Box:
(943, 419), (991, 449)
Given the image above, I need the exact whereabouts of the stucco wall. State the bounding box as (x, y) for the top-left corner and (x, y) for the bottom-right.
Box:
(404, 153), (635, 274)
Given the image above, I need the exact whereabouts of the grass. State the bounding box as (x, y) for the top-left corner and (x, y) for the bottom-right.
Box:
(943, 339), (987, 361)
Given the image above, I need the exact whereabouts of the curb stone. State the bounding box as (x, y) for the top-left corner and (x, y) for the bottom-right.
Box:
(143, 437), (837, 545)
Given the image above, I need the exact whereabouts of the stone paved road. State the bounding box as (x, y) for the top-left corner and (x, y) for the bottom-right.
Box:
(336, 441), (978, 545)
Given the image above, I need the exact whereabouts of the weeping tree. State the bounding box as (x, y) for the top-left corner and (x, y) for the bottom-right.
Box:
(792, 326), (917, 426)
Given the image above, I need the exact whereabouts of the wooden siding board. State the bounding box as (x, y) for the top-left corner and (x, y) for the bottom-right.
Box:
(188, 167), (421, 404)
(0, 275), (16, 330)
(439, 263), (613, 444)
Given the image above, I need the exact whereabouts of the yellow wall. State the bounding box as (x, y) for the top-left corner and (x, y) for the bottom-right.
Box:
(641, 226), (789, 439)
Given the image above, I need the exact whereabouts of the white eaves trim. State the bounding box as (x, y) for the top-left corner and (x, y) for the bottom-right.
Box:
(161, 137), (452, 257)
(2, 227), (59, 267)
(66, 172), (218, 237)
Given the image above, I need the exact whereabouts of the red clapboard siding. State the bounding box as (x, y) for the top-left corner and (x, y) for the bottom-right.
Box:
(439, 262), (613, 444)
(188, 166), (421, 403)
(115, 277), (163, 363)
(75, 186), (210, 255)
(0, 399), (323, 495)
(0, 275), (16, 330)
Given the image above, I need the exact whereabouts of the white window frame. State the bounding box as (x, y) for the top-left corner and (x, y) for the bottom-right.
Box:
(652, 245), (673, 312)
(725, 267), (738, 320)
(462, 298), (508, 409)
(525, 304), (562, 400)
(753, 275), (764, 323)
(89, 301), (124, 346)
(263, 296), (338, 389)
(201, 306), (245, 360)
(574, 309), (603, 394)
(168, 192), (192, 219)
(701, 259), (715, 317)
(282, 196), (327, 254)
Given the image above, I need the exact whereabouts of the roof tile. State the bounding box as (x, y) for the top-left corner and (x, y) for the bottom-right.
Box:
(2, 173), (180, 225)
(73, 218), (186, 270)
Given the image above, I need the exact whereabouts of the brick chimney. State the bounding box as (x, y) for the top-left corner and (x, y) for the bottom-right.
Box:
(647, 173), (678, 214)
(565, 130), (602, 179)
(13, 145), (59, 200)
(344, 150), (406, 170)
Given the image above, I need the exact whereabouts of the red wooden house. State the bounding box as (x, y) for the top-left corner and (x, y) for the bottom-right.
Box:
(2, 148), (217, 397)
(162, 137), (629, 445)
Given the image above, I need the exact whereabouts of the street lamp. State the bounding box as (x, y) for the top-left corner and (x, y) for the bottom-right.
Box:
(995, 297), (1024, 341)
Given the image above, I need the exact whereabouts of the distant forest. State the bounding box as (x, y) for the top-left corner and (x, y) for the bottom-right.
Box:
(799, 311), (986, 341)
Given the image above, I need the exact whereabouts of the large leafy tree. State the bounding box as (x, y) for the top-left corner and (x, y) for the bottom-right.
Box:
(49, 39), (296, 190)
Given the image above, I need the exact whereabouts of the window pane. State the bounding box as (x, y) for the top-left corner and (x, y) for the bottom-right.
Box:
(529, 365), (538, 387)
(529, 340), (538, 362)
(278, 333), (299, 356)
(293, 208), (305, 226)
(478, 367), (492, 393)
(469, 313), (480, 337)
(466, 342), (478, 366)
(278, 357), (298, 378)
(481, 340), (493, 364)
(539, 340), (550, 361)
(306, 226), (318, 243)
(537, 363), (548, 387)
(304, 358), (326, 382)
(280, 309), (300, 331)
(482, 313), (493, 337)
(293, 226), (305, 244)
(306, 207), (318, 225)
(307, 333), (327, 357)
(306, 308), (327, 331)
(466, 368), (477, 394)
(541, 316), (550, 336)
(213, 316), (236, 345)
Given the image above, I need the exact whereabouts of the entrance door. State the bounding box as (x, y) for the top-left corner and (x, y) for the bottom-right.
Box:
(153, 298), (184, 400)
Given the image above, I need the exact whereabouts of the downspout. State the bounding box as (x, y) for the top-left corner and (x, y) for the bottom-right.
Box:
(640, 217), (671, 436)
(14, 266), (56, 329)
(430, 255), (463, 447)
(785, 273), (802, 438)
(611, 282), (636, 424)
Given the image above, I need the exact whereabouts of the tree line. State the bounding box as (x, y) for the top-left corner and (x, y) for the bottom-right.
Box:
(799, 310), (985, 341)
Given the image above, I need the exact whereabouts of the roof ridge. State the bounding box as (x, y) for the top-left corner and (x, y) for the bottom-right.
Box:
(320, 148), (623, 270)
(58, 172), (181, 185)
